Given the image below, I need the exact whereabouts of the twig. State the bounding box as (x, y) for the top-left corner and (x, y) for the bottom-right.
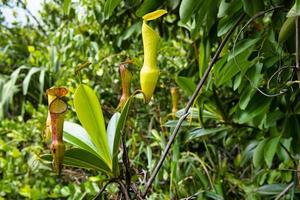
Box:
(93, 179), (118, 200)
(141, 13), (246, 198)
(117, 180), (130, 200)
(122, 132), (131, 190)
(274, 182), (294, 200)
(296, 17), (300, 88)
(17, 0), (47, 35)
(232, 6), (285, 97)
(279, 142), (296, 167)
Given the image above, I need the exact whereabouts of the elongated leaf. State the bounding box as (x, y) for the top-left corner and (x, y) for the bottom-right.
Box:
(107, 96), (134, 175)
(175, 76), (196, 96)
(63, 121), (99, 157)
(23, 67), (41, 95)
(104, 0), (121, 18)
(41, 148), (111, 174)
(253, 139), (268, 168)
(107, 113), (120, 155)
(74, 84), (111, 168)
(257, 184), (288, 195)
(185, 127), (229, 142)
(179, 0), (201, 23)
(63, 0), (72, 15)
(264, 136), (281, 168)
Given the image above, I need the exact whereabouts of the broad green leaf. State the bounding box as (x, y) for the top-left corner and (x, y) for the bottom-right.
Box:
(62, 0), (72, 15)
(107, 96), (134, 176)
(253, 139), (267, 168)
(41, 148), (111, 174)
(218, 0), (242, 18)
(256, 184), (288, 195)
(104, 0), (121, 18)
(287, 4), (300, 17)
(107, 113), (120, 156)
(185, 127), (229, 142)
(228, 38), (260, 60)
(143, 9), (167, 21)
(38, 69), (45, 103)
(179, 0), (201, 24)
(63, 121), (99, 157)
(241, 0), (264, 16)
(23, 67), (41, 95)
(217, 15), (238, 37)
(74, 84), (111, 168)
(238, 93), (271, 124)
(297, 0), (300, 15)
(175, 76), (196, 96)
(278, 17), (295, 43)
(264, 136), (281, 168)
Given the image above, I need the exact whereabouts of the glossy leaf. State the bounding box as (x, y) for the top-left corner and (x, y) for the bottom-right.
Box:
(41, 148), (111, 174)
(264, 136), (281, 168)
(104, 0), (122, 18)
(107, 96), (134, 175)
(185, 127), (229, 142)
(22, 67), (41, 95)
(179, 0), (201, 24)
(63, 121), (99, 157)
(74, 84), (111, 168)
(175, 76), (196, 96)
(253, 139), (267, 168)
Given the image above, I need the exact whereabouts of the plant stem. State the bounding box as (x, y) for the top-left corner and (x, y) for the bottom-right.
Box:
(141, 13), (246, 198)
(296, 17), (300, 88)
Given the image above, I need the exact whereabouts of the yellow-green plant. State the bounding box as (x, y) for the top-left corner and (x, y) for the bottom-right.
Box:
(140, 9), (167, 103)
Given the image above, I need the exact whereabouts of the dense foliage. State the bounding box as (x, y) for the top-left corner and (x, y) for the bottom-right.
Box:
(1, 0), (300, 199)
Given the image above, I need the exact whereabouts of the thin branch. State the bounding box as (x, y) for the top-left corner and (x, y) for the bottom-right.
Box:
(296, 16), (300, 88)
(122, 132), (131, 190)
(93, 179), (118, 200)
(232, 6), (285, 97)
(279, 142), (296, 167)
(117, 180), (130, 200)
(141, 13), (246, 198)
(17, 0), (47, 35)
(274, 182), (294, 200)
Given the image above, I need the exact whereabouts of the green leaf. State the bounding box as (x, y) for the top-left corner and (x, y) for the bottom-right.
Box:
(74, 84), (111, 168)
(218, 0), (242, 18)
(104, 0), (122, 18)
(264, 136), (281, 168)
(287, 3), (300, 17)
(241, 0), (264, 16)
(41, 149), (111, 174)
(256, 184), (288, 195)
(62, 0), (72, 15)
(179, 0), (201, 24)
(185, 127), (229, 142)
(278, 17), (295, 43)
(23, 67), (41, 95)
(238, 93), (271, 124)
(228, 38), (260, 60)
(63, 121), (99, 157)
(253, 139), (267, 168)
(107, 113), (120, 156)
(107, 96), (134, 176)
(175, 76), (196, 96)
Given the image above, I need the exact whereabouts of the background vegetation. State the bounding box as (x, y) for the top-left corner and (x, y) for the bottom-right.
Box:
(1, 0), (300, 199)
